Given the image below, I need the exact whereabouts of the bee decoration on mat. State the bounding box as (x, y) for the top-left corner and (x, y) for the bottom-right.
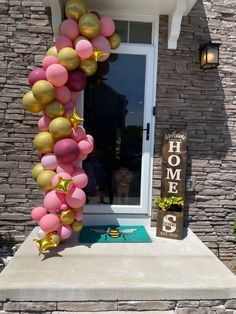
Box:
(91, 227), (137, 240)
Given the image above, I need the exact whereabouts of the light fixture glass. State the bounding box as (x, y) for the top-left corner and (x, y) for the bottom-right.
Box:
(199, 42), (220, 69)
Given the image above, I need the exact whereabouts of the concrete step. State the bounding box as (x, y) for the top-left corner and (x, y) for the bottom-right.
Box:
(0, 227), (235, 302)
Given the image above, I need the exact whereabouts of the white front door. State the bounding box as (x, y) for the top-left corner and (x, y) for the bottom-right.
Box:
(81, 44), (156, 222)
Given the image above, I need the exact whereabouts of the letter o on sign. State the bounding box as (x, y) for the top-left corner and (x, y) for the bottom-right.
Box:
(168, 155), (181, 167)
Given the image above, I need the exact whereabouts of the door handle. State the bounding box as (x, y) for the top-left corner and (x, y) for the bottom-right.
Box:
(143, 123), (150, 141)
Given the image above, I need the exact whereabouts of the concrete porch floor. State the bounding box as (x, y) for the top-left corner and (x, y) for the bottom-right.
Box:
(0, 227), (235, 302)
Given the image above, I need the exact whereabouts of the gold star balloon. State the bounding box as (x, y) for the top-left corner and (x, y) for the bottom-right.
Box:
(92, 50), (109, 62)
(53, 176), (73, 193)
(33, 233), (60, 255)
(68, 107), (84, 129)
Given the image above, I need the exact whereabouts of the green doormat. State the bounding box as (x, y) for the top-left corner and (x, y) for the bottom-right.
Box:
(79, 225), (152, 243)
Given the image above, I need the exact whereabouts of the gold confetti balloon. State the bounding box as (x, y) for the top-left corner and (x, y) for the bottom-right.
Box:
(79, 57), (97, 76)
(65, 0), (87, 21)
(22, 91), (44, 113)
(58, 47), (80, 71)
(37, 170), (56, 191)
(32, 163), (45, 181)
(45, 100), (65, 119)
(49, 117), (72, 141)
(79, 13), (100, 39)
(34, 132), (54, 154)
(47, 46), (58, 57)
(32, 80), (56, 105)
(60, 210), (75, 225)
(109, 33), (121, 50)
(71, 220), (83, 232)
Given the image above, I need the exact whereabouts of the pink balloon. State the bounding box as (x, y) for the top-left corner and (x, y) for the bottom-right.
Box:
(61, 204), (68, 211)
(57, 164), (75, 175)
(66, 70), (87, 92)
(46, 64), (68, 87)
(41, 153), (58, 170)
(73, 170), (88, 188)
(52, 172), (72, 187)
(71, 91), (80, 103)
(71, 126), (86, 142)
(58, 224), (72, 240)
(31, 206), (47, 222)
(42, 56), (58, 70)
(55, 35), (73, 51)
(78, 152), (88, 161)
(38, 115), (51, 131)
(86, 134), (94, 144)
(40, 214), (60, 233)
(54, 139), (80, 164)
(60, 19), (79, 41)
(44, 191), (66, 213)
(100, 17), (115, 37)
(78, 139), (94, 154)
(28, 68), (46, 87)
(91, 35), (111, 61)
(66, 186), (86, 208)
(75, 212), (83, 221)
(64, 100), (75, 111)
(55, 86), (71, 104)
(76, 40), (93, 59)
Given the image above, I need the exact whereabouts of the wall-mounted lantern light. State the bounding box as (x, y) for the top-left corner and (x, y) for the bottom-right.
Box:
(199, 42), (221, 69)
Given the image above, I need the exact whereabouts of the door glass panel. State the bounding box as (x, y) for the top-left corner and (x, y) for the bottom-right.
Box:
(83, 54), (146, 206)
(129, 22), (152, 44)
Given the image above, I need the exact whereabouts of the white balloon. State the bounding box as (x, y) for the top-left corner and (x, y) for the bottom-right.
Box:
(38, 228), (47, 239)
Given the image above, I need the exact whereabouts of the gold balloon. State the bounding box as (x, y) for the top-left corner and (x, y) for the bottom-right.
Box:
(72, 220), (83, 232)
(34, 132), (54, 153)
(73, 207), (84, 213)
(79, 13), (100, 39)
(32, 80), (55, 105)
(58, 47), (80, 71)
(53, 176), (73, 193)
(92, 50), (109, 62)
(22, 91), (44, 113)
(79, 57), (97, 76)
(65, 0), (87, 21)
(60, 210), (75, 225)
(32, 163), (45, 181)
(37, 170), (56, 191)
(67, 107), (84, 129)
(34, 232), (60, 255)
(109, 33), (121, 50)
(74, 35), (87, 47)
(47, 46), (58, 57)
(49, 117), (72, 141)
(45, 101), (65, 119)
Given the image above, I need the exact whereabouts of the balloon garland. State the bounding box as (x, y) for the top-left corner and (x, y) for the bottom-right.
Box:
(23, 0), (121, 255)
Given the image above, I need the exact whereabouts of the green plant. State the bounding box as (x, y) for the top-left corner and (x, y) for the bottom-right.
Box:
(232, 220), (236, 237)
(153, 196), (184, 212)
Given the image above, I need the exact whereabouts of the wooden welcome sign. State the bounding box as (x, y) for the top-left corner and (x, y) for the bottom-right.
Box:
(156, 130), (187, 240)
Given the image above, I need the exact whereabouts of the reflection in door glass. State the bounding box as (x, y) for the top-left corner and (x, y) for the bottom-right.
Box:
(83, 54), (146, 206)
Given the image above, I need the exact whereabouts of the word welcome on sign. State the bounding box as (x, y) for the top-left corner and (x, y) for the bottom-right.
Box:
(157, 130), (187, 240)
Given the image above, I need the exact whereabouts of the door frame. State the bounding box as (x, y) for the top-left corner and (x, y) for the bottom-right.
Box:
(79, 43), (157, 223)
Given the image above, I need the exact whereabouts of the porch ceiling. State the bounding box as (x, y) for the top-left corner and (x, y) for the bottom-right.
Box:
(43, 0), (197, 49)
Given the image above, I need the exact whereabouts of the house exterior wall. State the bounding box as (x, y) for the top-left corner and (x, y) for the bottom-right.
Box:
(0, 0), (235, 272)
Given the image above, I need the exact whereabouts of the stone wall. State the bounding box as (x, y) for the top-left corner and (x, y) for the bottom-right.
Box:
(0, 0), (235, 273)
(0, 299), (236, 313)
(152, 0), (236, 273)
(0, 0), (53, 243)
